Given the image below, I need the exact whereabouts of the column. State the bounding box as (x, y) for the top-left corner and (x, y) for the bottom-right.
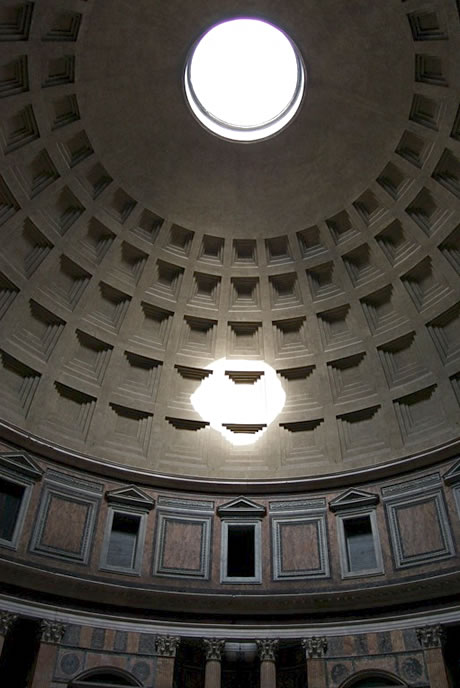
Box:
(256, 638), (278, 688)
(0, 611), (17, 655)
(302, 636), (328, 688)
(203, 638), (225, 688)
(155, 634), (180, 688)
(416, 624), (449, 688)
(31, 620), (66, 688)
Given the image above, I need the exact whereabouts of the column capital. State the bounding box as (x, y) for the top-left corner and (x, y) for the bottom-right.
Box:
(302, 636), (328, 658)
(203, 638), (225, 661)
(416, 624), (446, 649)
(155, 634), (181, 657)
(40, 620), (66, 644)
(256, 638), (279, 662)
(0, 611), (18, 636)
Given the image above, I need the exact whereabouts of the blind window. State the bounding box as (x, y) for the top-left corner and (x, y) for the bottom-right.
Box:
(0, 478), (25, 542)
(106, 513), (140, 569)
(344, 515), (377, 572)
(227, 524), (255, 578)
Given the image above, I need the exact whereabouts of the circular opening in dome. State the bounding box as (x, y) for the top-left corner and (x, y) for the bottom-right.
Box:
(184, 18), (305, 142)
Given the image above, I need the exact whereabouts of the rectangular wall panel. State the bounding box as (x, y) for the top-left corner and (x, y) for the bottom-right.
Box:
(152, 511), (212, 579)
(40, 495), (89, 554)
(385, 490), (455, 568)
(271, 514), (329, 580)
(29, 472), (102, 564)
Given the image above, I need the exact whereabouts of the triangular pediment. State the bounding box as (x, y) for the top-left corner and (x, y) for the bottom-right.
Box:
(0, 452), (43, 481)
(217, 496), (266, 518)
(443, 459), (460, 485)
(106, 485), (155, 510)
(329, 488), (379, 512)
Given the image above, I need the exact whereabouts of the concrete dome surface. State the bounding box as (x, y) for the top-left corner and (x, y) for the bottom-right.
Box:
(0, 0), (459, 484)
(0, 3), (460, 688)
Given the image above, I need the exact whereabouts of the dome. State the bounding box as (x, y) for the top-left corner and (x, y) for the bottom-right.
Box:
(0, 2), (459, 686)
(0, 0), (458, 485)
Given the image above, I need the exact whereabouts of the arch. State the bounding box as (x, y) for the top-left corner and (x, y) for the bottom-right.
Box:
(69, 666), (143, 687)
(339, 669), (408, 688)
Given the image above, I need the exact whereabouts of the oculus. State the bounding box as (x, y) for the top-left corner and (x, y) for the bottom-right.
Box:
(184, 18), (305, 142)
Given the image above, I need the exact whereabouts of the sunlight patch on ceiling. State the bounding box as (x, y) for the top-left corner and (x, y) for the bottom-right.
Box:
(191, 358), (286, 445)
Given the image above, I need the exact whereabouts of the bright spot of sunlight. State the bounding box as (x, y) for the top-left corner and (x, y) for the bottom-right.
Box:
(191, 358), (286, 445)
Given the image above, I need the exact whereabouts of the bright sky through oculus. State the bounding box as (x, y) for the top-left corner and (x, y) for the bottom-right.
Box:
(185, 19), (305, 141)
(190, 359), (286, 445)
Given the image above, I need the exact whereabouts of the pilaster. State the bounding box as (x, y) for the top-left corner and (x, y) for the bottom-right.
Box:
(0, 611), (17, 654)
(155, 634), (180, 688)
(416, 624), (449, 688)
(302, 636), (328, 688)
(203, 638), (225, 688)
(31, 620), (66, 688)
(256, 638), (278, 688)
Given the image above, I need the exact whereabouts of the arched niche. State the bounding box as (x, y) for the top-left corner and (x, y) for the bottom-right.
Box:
(69, 667), (143, 688)
(339, 669), (408, 688)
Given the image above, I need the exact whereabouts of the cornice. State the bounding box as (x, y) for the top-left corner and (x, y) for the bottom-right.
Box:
(1, 555), (460, 618)
(1, 420), (459, 495)
(1, 592), (460, 640)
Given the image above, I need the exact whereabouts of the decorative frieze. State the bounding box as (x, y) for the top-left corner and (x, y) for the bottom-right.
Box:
(155, 634), (180, 657)
(204, 638), (225, 661)
(158, 495), (214, 511)
(0, 611), (17, 636)
(302, 636), (328, 658)
(416, 624), (445, 649)
(40, 620), (66, 644)
(45, 468), (103, 495)
(381, 472), (441, 498)
(269, 497), (326, 513)
(256, 638), (279, 662)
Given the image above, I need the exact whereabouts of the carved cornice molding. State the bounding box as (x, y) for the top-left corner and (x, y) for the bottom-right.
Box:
(203, 638), (225, 661)
(302, 636), (328, 658)
(155, 634), (180, 657)
(2, 591), (460, 641)
(40, 619), (66, 644)
(0, 611), (17, 636)
(2, 555), (460, 618)
(256, 638), (279, 662)
(416, 624), (446, 649)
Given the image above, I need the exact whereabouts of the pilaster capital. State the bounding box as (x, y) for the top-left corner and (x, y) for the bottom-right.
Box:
(203, 638), (226, 661)
(256, 638), (279, 662)
(155, 634), (180, 657)
(0, 611), (18, 636)
(416, 624), (446, 649)
(40, 620), (66, 644)
(302, 636), (328, 658)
